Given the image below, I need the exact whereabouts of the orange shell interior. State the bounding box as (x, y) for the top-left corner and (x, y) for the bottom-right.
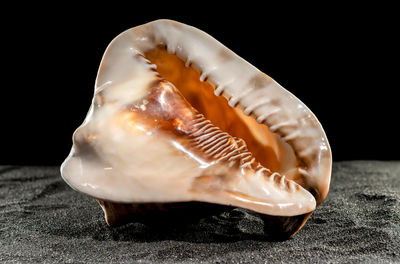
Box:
(145, 47), (294, 173)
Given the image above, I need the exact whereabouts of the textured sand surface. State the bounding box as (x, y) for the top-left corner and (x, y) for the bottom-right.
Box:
(0, 161), (399, 263)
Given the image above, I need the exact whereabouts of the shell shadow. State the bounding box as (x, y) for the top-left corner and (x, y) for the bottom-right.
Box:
(30, 185), (281, 243)
(34, 182), (303, 243)
(91, 203), (304, 243)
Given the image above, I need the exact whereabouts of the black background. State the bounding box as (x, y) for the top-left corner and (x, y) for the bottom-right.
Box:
(1, 4), (398, 165)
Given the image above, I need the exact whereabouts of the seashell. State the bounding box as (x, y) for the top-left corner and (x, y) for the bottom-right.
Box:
(61, 19), (331, 238)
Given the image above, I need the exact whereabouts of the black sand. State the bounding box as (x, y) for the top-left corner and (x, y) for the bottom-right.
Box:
(1, 161), (399, 263)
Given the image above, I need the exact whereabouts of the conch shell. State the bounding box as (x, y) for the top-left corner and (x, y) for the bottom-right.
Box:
(61, 19), (331, 238)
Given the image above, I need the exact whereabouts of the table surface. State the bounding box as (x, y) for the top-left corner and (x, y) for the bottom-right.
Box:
(1, 161), (399, 263)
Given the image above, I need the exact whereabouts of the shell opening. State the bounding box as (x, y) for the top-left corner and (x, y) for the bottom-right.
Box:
(144, 46), (298, 178)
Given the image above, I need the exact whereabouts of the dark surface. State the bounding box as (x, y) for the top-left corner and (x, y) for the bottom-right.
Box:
(1, 161), (399, 263)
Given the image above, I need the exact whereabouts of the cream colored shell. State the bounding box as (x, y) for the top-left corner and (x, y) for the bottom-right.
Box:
(61, 19), (331, 217)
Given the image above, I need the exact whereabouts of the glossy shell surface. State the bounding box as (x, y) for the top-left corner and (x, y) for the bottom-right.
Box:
(61, 19), (331, 236)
